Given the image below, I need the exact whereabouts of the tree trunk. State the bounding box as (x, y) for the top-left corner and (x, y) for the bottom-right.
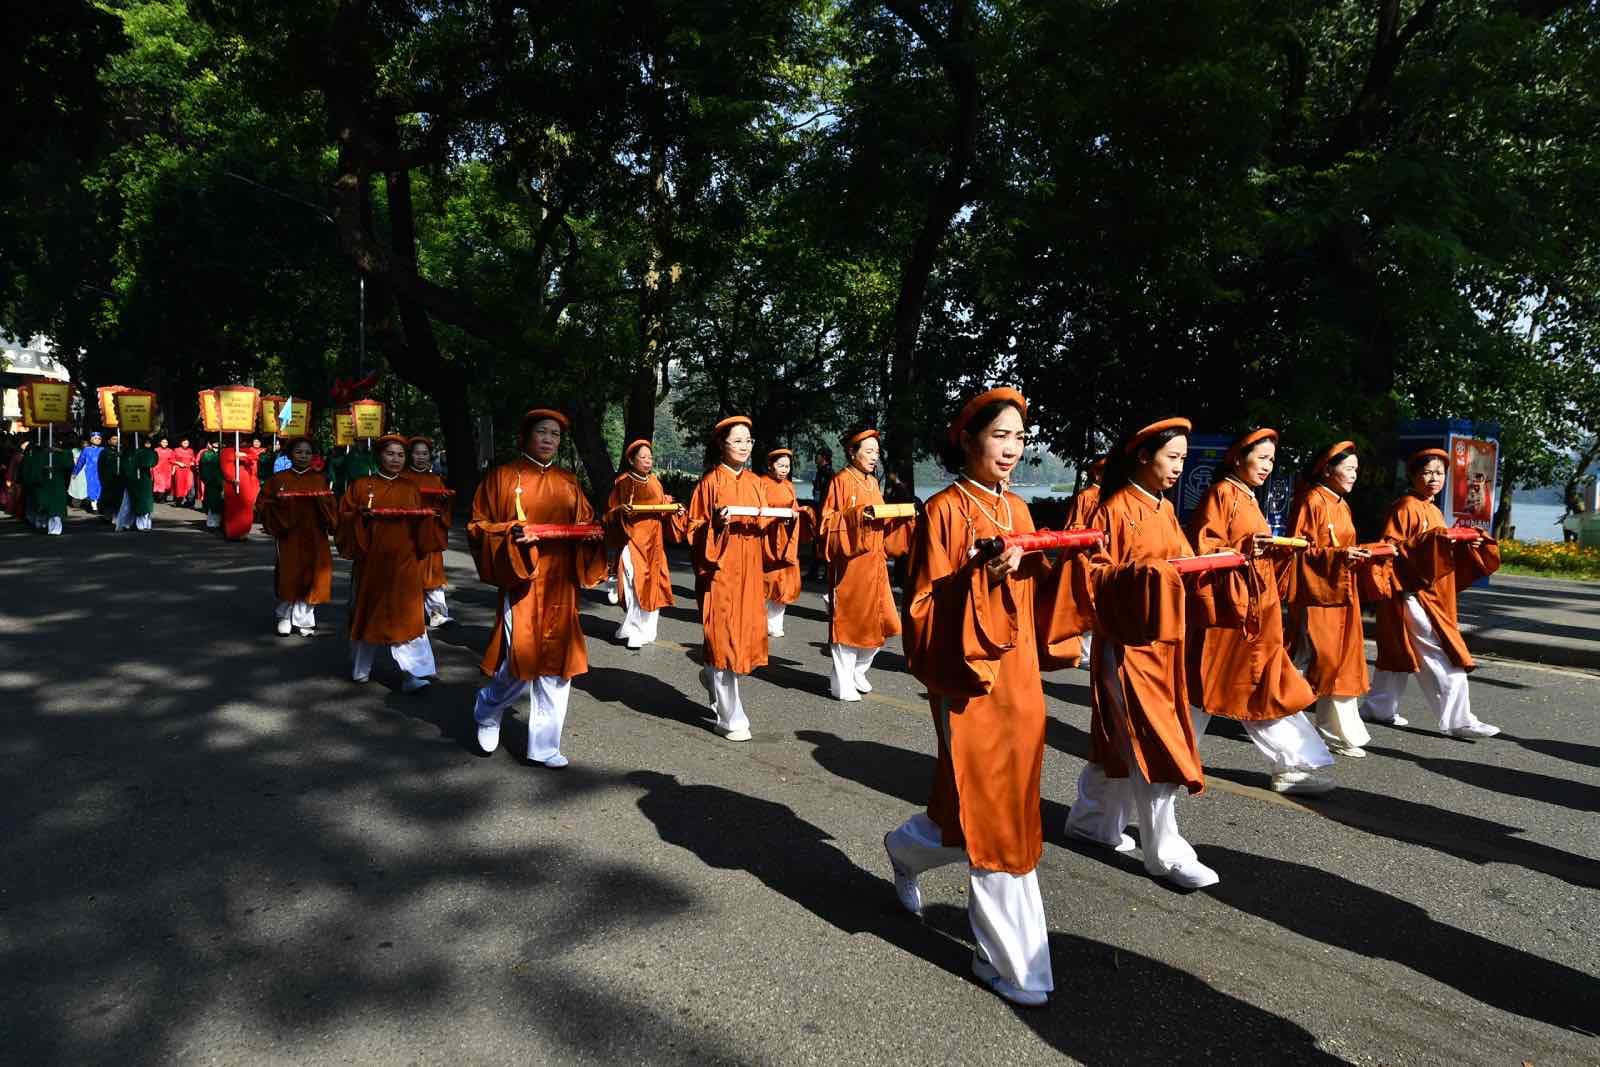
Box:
(569, 394), (616, 510)
(1492, 484), (1514, 539)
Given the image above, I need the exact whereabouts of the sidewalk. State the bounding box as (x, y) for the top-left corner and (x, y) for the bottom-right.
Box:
(1446, 574), (1598, 670)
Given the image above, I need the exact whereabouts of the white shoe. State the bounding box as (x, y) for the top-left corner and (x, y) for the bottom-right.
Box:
(427, 612), (448, 629)
(884, 834), (923, 917)
(276, 617), (293, 636)
(297, 627), (315, 637)
(536, 753), (570, 769)
(352, 673), (370, 684)
(1271, 771), (1336, 796)
(1158, 860), (1220, 890)
(1449, 722), (1501, 738)
(853, 672), (873, 693)
(767, 628), (784, 638)
(477, 722), (501, 754)
(1329, 744), (1367, 758)
(1066, 824), (1136, 853)
(400, 675), (430, 693)
(606, 584), (620, 605)
(1362, 711), (1409, 726)
(831, 686), (862, 702)
(626, 639), (643, 650)
(972, 958), (1047, 1007)
(718, 726), (752, 742)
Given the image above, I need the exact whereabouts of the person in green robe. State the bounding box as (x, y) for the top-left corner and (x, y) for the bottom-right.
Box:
(97, 433), (126, 524)
(119, 439), (158, 531)
(21, 441), (44, 529)
(33, 442), (72, 534)
(197, 440), (225, 530)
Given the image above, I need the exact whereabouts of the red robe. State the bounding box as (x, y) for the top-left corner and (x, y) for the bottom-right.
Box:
(468, 458), (607, 680)
(1086, 484), (1205, 792)
(606, 470), (684, 613)
(687, 465), (791, 674)
(153, 447), (174, 494)
(220, 446), (260, 541)
(1374, 495), (1501, 673)
(169, 447), (195, 499)
(904, 482), (1091, 874)
(337, 474), (448, 643)
(821, 465), (914, 649)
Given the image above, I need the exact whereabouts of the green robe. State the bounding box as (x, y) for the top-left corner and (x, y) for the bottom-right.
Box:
(198, 448), (225, 515)
(339, 449), (379, 495)
(122, 447), (158, 516)
(98, 448), (125, 516)
(34, 448), (71, 519)
(21, 448), (42, 512)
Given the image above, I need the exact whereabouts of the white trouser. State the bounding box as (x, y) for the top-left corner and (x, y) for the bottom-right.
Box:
(1066, 638), (1198, 875)
(885, 812), (1053, 994)
(473, 595), (573, 759)
(1190, 708), (1333, 773)
(424, 587), (451, 622)
(46, 515), (62, 535)
(1363, 597), (1480, 733)
(766, 600), (787, 637)
(829, 643), (879, 700)
(205, 511), (220, 529)
(275, 600), (317, 629)
(702, 666), (750, 734)
(1291, 640), (1371, 750)
(114, 494), (134, 530)
(1080, 633), (1093, 662)
(350, 633), (436, 682)
(614, 547), (658, 647)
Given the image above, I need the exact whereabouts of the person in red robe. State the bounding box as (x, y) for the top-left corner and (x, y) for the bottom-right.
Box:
(402, 435), (453, 628)
(819, 427), (915, 701)
(687, 416), (795, 741)
(760, 448), (806, 638)
(884, 387), (1091, 1007)
(605, 439), (684, 649)
(257, 437), (337, 635)
(220, 437), (261, 541)
(469, 409), (607, 767)
(169, 437), (196, 506)
(152, 436), (174, 500)
(1185, 428), (1334, 796)
(1065, 417), (1221, 890)
(1362, 448), (1503, 737)
(1282, 442), (1377, 756)
(337, 434), (447, 690)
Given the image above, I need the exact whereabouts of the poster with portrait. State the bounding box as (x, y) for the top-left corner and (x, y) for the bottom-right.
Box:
(1448, 434), (1498, 529)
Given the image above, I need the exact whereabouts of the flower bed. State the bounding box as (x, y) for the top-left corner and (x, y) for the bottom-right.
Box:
(1496, 539), (1600, 580)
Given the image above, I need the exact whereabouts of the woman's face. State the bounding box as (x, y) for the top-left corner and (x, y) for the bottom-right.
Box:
(1325, 454), (1359, 494)
(159, 437), (169, 448)
(1411, 458), (1446, 500)
(291, 441), (314, 468)
(379, 442), (407, 474)
(631, 446), (654, 475)
(525, 419), (562, 463)
(1139, 435), (1188, 491)
(409, 442), (432, 469)
(771, 455), (791, 479)
(851, 436), (880, 475)
(962, 405), (1025, 486)
(180, 438), (189, 449)
(252, 437), (262, 449)
(1235, 439), (1275, 488)
(721, 424), (752, 467)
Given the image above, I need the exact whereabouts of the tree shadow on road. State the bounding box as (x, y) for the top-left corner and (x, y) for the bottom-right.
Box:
(1364, 747), (1600, 813)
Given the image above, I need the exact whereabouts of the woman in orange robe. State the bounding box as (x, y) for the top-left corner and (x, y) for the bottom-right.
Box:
(1184, 429), (1333, 796)
(884, 387), (1091, 1008)
(403, 435), (452, 628)
(257, 437), (337, 636)
(1065, 417), (1220, 890)
(820, 428), (915, 701)
(1362, 448), (1502, 737)
(1282, 442), (1375, 756)
(687, 415), (794, 741)
(1063, 455), (1106, 529)
(469, 409), (607, 767)
(337, 434), (448, 691)
(605, 439), (684, 650)
(760, 448), (805, 638)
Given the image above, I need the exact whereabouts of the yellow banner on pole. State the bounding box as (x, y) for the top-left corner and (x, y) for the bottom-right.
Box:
(257, 395), (286, 434)
(215, 385), (260, 433)
(98, 385), (128, 427)
(30, 380), (72, 425)
(113, 390), (158, 434)
(350, 398), (385, 439)
(334, 407), (354, 447)
(281, 397), (312, 437)
(198, 389), (221, 432)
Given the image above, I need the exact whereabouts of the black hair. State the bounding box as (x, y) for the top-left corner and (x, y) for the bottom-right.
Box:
(703, 420), (750, 470)
(937, 399), (1026, 476)
(841, 425), (878, 461)
(1100, 426), (1188, 497)
(766, 451), (792, 479)
(1304, 446), (1357, 487)
(1407, 452), (1448, 477)
(1205, 432), (1274, 491)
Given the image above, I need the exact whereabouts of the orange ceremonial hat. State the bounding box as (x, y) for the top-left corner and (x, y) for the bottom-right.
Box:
(521, 408), (570, 432)
(407, 435), (434, 449)
(1223, 427), (1277, 466)
(1123, 417), (1192, 454)
(847, 429), (880, 446)
(1408, 447), (1449, 467)
(767, 447), (794, 460)
(714, 415), (752, 434)
(948, 387), (1027, 445)
(623, 438), (652, 459)
(376, 433), (408, 450)
(1311, 440), (1357, 474)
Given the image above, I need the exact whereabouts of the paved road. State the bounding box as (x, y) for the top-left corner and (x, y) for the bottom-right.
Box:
(2, 504), (1597, 1066)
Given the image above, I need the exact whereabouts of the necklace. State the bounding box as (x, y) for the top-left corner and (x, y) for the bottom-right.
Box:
(954, 477), (1013, 532)
(521, 453), (553, 470)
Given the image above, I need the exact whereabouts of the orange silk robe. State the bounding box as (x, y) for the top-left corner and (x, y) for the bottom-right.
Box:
(760, 475), (804, 605)
(1087, 485), (1204, 792)
(257, 467), (337, 603)
(904, 483), (1092, 874)
(1282, 485), (1368, 699)
(468, 459), (607, 680)
(1374, 495), (1501, 673)
(336, 474), (448, 644)
(1064, 484), (1101, 529)
(820, 465), (914, 649)
(605, 470), (684, 613)
(401, 467), (450, 591)
(1184, 478), (1315, 721)
(688, 465), (791, 674)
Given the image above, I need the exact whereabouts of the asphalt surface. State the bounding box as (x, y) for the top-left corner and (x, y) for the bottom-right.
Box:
(2, 503), (1597, 1066)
